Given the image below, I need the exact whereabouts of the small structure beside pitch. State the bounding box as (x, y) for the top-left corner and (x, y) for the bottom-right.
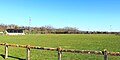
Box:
(0, 32), (4, 35)
(5, 29), (25, 35)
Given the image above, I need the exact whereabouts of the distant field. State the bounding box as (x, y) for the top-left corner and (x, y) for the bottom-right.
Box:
(0, 34), (120, 60)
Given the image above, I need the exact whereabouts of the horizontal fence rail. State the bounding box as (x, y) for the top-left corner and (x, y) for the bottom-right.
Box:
(0, 42), (120, 60)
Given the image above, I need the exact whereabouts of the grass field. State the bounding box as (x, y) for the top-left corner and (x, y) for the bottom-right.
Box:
(0, 34), (120, 60)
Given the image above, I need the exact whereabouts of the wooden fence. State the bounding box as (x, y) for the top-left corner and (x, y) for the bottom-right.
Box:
(0, 42), (120, 60)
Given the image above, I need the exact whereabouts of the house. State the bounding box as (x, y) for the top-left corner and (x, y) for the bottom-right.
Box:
(5, 29), (25, 35)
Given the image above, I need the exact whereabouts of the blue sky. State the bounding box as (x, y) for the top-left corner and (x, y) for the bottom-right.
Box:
(0, 0), (120, 31)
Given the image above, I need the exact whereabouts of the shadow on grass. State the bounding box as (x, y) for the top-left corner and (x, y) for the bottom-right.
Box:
(0, 54), (25, 60)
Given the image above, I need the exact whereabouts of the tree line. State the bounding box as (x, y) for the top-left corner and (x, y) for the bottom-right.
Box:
(0, 24), (119, 34)
(0, 24), (79, 34)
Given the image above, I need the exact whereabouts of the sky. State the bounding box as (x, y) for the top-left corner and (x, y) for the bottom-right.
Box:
(0, 0), (120, 32)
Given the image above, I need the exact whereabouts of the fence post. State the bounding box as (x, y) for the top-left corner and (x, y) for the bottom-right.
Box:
(103, 49), (107, 60)
(5, 43), (8, 59)
(26, 45), (30, 60)
(58, 47), (62, 60)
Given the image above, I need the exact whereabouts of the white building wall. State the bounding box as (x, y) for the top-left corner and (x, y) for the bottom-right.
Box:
(5, 30), (25, 35)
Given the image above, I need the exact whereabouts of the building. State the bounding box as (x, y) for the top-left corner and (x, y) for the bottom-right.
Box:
(5, 29), (25, 35)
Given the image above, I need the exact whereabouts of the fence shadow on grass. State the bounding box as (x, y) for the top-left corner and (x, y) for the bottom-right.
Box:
(0, 54), (25, 60)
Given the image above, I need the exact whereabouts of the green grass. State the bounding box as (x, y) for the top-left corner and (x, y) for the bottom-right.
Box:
(0, 34), (120, 60)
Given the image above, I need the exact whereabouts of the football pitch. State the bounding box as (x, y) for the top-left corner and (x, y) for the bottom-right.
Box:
(0, 34), (120, 60)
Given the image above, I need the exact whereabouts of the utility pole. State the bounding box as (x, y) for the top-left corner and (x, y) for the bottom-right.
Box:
(29, 17), (31, 34)
(109, 25), (112, 34)
(110, 25), (111, 31)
